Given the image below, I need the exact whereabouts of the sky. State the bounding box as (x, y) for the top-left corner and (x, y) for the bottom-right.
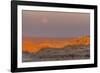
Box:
(22, 10), (90, 38)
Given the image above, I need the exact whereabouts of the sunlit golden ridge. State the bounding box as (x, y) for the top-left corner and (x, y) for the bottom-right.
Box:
(22, 36), (90, 53)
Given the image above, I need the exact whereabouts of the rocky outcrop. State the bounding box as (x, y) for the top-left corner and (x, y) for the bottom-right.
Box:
(22, 45), (90, 62)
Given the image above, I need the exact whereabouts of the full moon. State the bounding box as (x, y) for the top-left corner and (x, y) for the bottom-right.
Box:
(42, 17), (48, 24)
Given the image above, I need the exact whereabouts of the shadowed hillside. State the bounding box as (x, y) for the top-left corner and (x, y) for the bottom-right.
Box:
(22, 45), (90, 62)
(22, 36), (90, 62)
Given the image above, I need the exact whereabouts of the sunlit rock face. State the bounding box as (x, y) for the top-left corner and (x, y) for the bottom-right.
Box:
(22, 36), (90, 53)
(22, 36), (90, 62)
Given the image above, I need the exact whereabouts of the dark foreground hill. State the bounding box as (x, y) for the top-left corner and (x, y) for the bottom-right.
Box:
(22, 45), (90, 62)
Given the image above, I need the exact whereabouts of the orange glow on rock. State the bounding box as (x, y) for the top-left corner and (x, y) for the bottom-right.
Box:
(22, 36), (90, 53)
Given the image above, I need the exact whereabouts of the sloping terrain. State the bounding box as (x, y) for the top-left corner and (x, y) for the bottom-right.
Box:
(22, 36), (90, 62)
(22, 45), (90, 62)
(22, 36), (90, 53)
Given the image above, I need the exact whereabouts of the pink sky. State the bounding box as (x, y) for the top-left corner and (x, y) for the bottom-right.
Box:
(22, 10), (90, 38)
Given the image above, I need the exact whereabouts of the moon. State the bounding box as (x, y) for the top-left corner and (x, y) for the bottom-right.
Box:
(42, 17), (48, 24)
